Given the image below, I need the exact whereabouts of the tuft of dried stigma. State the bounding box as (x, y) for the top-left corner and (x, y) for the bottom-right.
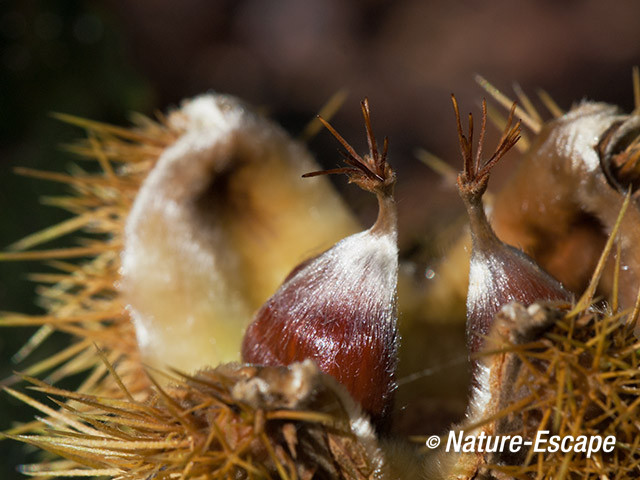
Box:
(303, 98), (395, 197)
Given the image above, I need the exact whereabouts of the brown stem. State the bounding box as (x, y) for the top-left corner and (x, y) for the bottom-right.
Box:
(460, 190), (500, 249)
(371, 193), (397, 236)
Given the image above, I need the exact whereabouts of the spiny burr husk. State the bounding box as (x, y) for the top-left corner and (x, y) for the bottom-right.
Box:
(0, 111), (179, 401)
(3, 360), (395, 479)
(468, 301), (640, 480)
(421, 279), (640, 480)
(242, 99), (399, 429)
(0, 93), (360, 397)
(436, 193), (638, 479)
(122, 94), (360, 374)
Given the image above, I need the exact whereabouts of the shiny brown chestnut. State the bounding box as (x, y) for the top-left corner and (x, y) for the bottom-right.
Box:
(241, 99), (398, 429)
(452, 96), (573, 354)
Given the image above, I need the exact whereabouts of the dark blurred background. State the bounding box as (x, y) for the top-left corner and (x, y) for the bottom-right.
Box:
(1, 1), (640, 478)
